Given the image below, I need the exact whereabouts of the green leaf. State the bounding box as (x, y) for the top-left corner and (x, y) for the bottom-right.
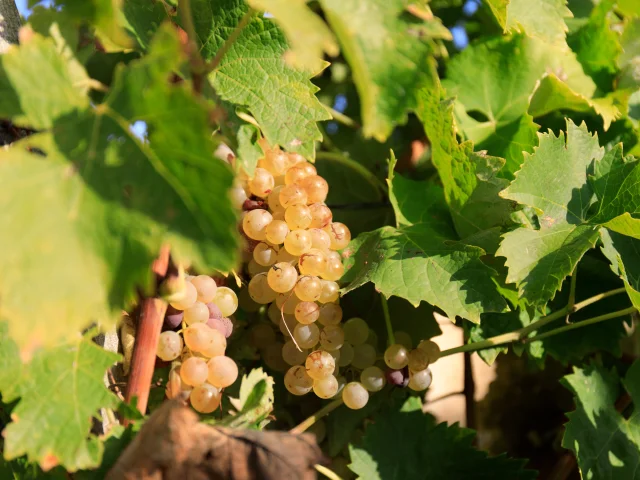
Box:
(349, 397), (537, 480)
(1, 338), (120, 471)
(0, 26), (238, 349)
(0, 323), (22, 402)
(601, 229), (640, 309)
(225, 368), (274, 428)
(318, 0), (439, 141)
(192, 0), (330, 159)
(236, 124), (263, 176)
(485, 0), (571, 47)
(246, 0), (338, 73)
(121, 0), (168, 50)
(562, 360), (640, 479)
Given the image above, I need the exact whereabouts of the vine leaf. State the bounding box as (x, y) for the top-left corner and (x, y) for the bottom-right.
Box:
(0, 26), (238, 350)
(225, 368), (275, 428)
(1, 337), (120, 472)
(562, 360), (640, 479)
(601, 230), (640, 309)
(192, 0), (330, 159)
(247, 0), (338, 73)
(318, 0), (442, 141)
(236, 124), (263, 176)
(349, 397), (537, 479)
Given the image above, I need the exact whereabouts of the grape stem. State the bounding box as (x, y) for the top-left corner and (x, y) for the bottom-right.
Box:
(290, 398), (344, 434)
(315, 464), (343, 480)
(380, 294), (395, 347)
(280, 289), (303, 351)
(440, 287), (629, 357)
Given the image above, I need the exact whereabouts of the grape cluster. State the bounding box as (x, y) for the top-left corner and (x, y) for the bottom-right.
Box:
(383, 338), (439, 391)
(156, 275), (240, 414)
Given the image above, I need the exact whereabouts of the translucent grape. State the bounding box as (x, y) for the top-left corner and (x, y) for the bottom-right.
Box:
(407, 348), (429, 372)
(213, 287), (238, 317)
(267, 301), (282, 324)
(287, 152), (306, 166)
(366, 329), (379, 349)
(184, 301), (209, 325)
(394, 331), (413, 349)
(342, 382), (369, 410)
(300, 175), (329, 203)
(276, 291), (301, 314)
(293, 323), (320, 349)
(263, 342), (288, 372)
(417, 339), (441, 363)
(166, 367), (192, 399)
(309, 228), (332, 251)
(384, 344), (409, 369)
(294, 301), (320, 324)
(157, 331), (183, 361)
(284, 365), (314, 395)
(284, 162), (316, 185)
(248, 273), (277, 304)
(318, 280), (340, 303)
(325, 250), (341, 263)
(265, 219), (289, 245)
(242, 209), (273, 241)
(343, 318), (369, 346)
(319, 325), (345, 351)
(318, 303), (343, 326)
(190, 275), (217, 303)
(305, 350), (336, 379)
(313, 375), (339, 399)
(408, 368), (433, 391)
(308, 203), (333, 228)
(275, 247), (299, 265)
(207, 355), (239, 388)
(267, 185), (286, 213)
(248, 167), (274, 198)
(229, 182), (248, 210)
(282, 340), (308, 365)
(360, 366), (386, 392)
(184, 323), (227, 357)
(169, 281), (198, 311)
(190, 383), (221, 413)
(322, 257), (345, 281)
(206, 302), (223, 320)
(279, 183), (308, 208)
(338, 342), (354, 367)
(253, 242), (279, 266)
(285, 204), (312, 230)
(267, 262), (298, 293)
(247, 259), (269, 276)
(164, 306), (184, 330)
(294, 275), (323, 302)
(284, 229), (313, 256)
(279, 314), (299, 337)
(351, 344), (377, 369)
(326, 348), (340, 365)
(180, 357), (208, 386)
(262, 148), (289, 175)
(208, 316), (233, 338)
(250, 323), (277, 349)
(298, 248), (327, 277)
(324, 222), (351, 250)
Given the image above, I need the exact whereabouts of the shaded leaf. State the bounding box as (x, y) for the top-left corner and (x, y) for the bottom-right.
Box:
(236, 124), (263, 177)
(225, 368), (275, 428)
(601, 229), (640, 309)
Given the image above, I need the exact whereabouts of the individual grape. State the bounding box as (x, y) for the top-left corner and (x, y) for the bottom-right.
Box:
(285, 204), (313, 230)
(284, 365), (314, 395)
(253, 242), (279, 266)
(213, 287), (238, 317)
(279, 183), (308, 208)
(360, 366), (386, 392)
(275, 247), (299, 265)
(180, 357), (208, 386)
(308, 203), (333, 228)
(298, 248), (327, 277)
(183, 323), (213, 352)
(394, 331), (413, 349)
(294, 275), (323, 302)
(267, 302), (281, 324)
(407, 348), (429, 372)
(338, 342), (354, 367)
(282, 340), (308, 365)
(238, 287), (260, 313)
(267, 185), (286, 213)
(322, 257), (345, 281)
(229, 182), (248, 210)
(207, 355), (239, 388)
(309, 228), (332, 251)
(324, 222), (351, 250)
(190, 383), (221, 413)
(320, 325), (345, 351)
(164, 306), (184, 330)
(200, 328), (227, 358)
(184, 301), (209, 325)
(386, 367), (410, 387)
(248, 167), (275, 198)
(408, 368), (433, 391)
(206, 302), (223, 320)
(157, 331), (183, 361)
(295, 301), (320, 324)
(189, 275), (217, 303)
(267, 262), (299, 293)
(287, 152), (306, 166)
(366, 329), (379, 349)
(318, 303), (343, 326)
(284, 229), (313, 256)
(276, 291), (301, 314)
(169, 281), (198, 310)
(242, 209), (273, 241)
(250, 323), (277, 349)
(279, 314), (299, 337)
(208, 316), (233, 338)
(343, 318), (369, 346)
(263, 342), (288, 372)
(262, 148), (289, 175)
(351, 344), (377, 369)
(308, 418), (327, 443)
(318, 280), (340, 303)
(247, 259), (269, 276)
(342, 382), (369, 410)
(313, 375), (339, 399)
(284, 162), (316, 185)
(294, 323), (320, 349)
(265, 219), (289, 245)
(326, 348), (341, 365)
(325, 250), (341, 263)
(305, 350), (336, 379)
(166, 366), (192, 399)
(248, 273), (278, 304)
(417, 339), (441, 363)
(384, 344), (409, 370)
(300, 175), (329, 204)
